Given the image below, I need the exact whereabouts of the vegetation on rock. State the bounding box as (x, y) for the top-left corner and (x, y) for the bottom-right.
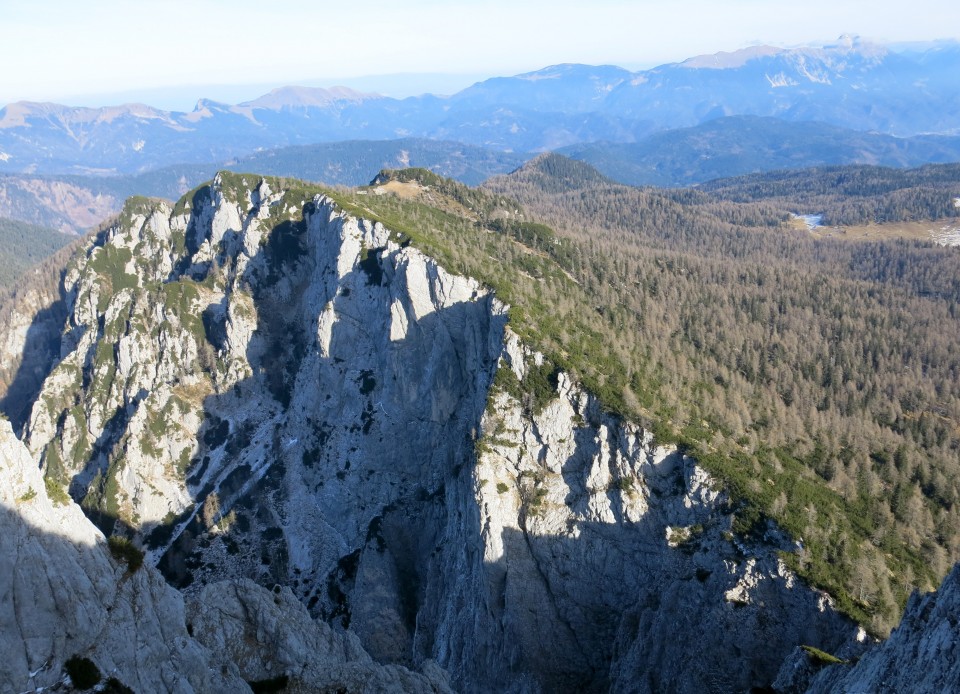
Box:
(108, 536), (144, 573)
(8, 158), (960, 637)
(64, 655), (101, 689)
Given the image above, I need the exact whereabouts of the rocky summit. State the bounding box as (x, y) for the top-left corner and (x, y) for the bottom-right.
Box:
(1, 171), (957, 692)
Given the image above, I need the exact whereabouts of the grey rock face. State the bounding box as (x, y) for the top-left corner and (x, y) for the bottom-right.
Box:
(0, 419), (248, 693)
(10, 173), (861, 692)
(434, 345), (854, 693)
(783, 564), (960, 693)
(189, 579), (451, 693)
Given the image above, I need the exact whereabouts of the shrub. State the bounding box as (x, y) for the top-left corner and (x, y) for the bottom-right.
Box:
(103, 677), (135, 694)
(247, 675), (290, 693)
(44, 476), (71, 506)
(64, 655), (101, 689)
(108, 536), (144, 573)
(496, 482), (510, 494)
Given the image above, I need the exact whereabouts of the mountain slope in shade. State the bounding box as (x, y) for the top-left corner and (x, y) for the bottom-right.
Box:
(560, 116), (960, 187)
(776, 564), (960, 692)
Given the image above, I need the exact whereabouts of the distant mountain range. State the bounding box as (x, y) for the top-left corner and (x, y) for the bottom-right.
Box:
(561, 116), (960, 187)
(0, 139), (528, 232)
(2, 35), (960, 176)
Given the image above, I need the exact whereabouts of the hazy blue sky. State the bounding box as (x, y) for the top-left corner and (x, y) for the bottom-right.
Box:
(2, 0), (958, 109)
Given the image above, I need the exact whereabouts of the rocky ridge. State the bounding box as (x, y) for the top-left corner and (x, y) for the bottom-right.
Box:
(1, 417), (245, 692)
(1, 170), (920, 691)
(0, 417), (450, 692)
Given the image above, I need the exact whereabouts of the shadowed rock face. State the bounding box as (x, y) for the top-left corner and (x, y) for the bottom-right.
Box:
(5, 173), (865, 692)
(775, 563), (960, 694)
(0, 419), (452, 693)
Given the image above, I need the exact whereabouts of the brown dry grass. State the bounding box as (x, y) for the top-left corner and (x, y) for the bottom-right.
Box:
(801, 219), (960, 243)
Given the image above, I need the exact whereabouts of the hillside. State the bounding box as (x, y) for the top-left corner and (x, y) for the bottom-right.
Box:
(0, 217), (73, 288)
(698, 163), (960, 226)
(484, 154), (960, 632)
(560, 116), (960, 187)
(0, 171), (864, 692)
(2, 164), (960, 690)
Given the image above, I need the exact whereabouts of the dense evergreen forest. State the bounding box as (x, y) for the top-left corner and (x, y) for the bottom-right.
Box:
(698, 163), (960, 226)
(0, 217), (73, 289)
(479, 155), (960, 633)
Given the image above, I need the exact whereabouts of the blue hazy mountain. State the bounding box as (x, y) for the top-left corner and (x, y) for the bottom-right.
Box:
(1, 36), (958, 175)
(560, 116), (960, 187)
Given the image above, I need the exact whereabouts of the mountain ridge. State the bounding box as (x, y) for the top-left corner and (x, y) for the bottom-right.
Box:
(2, 167), (960, 689)
(0, 172), (860, 691)
(3, 37), (960, 176)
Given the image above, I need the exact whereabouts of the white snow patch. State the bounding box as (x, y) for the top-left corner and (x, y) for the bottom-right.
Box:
(132, 139), (145, 152)
(766, 72), (798, 88)
(933, 224), (960, 247)
(793, 213), (823, 230)
(953, 197), (960, 208)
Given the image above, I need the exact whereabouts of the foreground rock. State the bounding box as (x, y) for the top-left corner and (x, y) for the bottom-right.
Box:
(0, 418), (245, 692)
(776, 564), (960, 693)
(189, 579), (450, 693)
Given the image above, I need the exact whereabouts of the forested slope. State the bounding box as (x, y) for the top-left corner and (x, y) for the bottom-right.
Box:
(481, 155), (960, 633)
(699, 163), (960, 226)
(0, 217), (73, 288)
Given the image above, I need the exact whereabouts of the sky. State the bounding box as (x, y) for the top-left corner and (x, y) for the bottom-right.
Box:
(2, 0), (959, 110)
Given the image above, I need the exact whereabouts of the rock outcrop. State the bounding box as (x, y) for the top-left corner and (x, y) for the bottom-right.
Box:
(774, 564), (960, 693)
(189, 579), (451, 693)
(0, 418), (247, 693)
(4, 172), (864, 692)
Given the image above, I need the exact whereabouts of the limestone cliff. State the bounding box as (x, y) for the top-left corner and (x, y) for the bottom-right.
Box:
(5, 172), (868, 692)
(776, 563), (960, 693)
(0, 418), (246, 692)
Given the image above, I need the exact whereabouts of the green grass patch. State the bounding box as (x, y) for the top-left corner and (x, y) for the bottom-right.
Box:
(801, 645), (848, 666)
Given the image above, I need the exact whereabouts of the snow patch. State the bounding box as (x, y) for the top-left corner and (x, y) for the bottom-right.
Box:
(796, 55), (832, 84)
(933, 224), (960, 247)
(793, 213), (822, 230)
(766, 72), (798, 88)
(132, 139), (145, 152)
